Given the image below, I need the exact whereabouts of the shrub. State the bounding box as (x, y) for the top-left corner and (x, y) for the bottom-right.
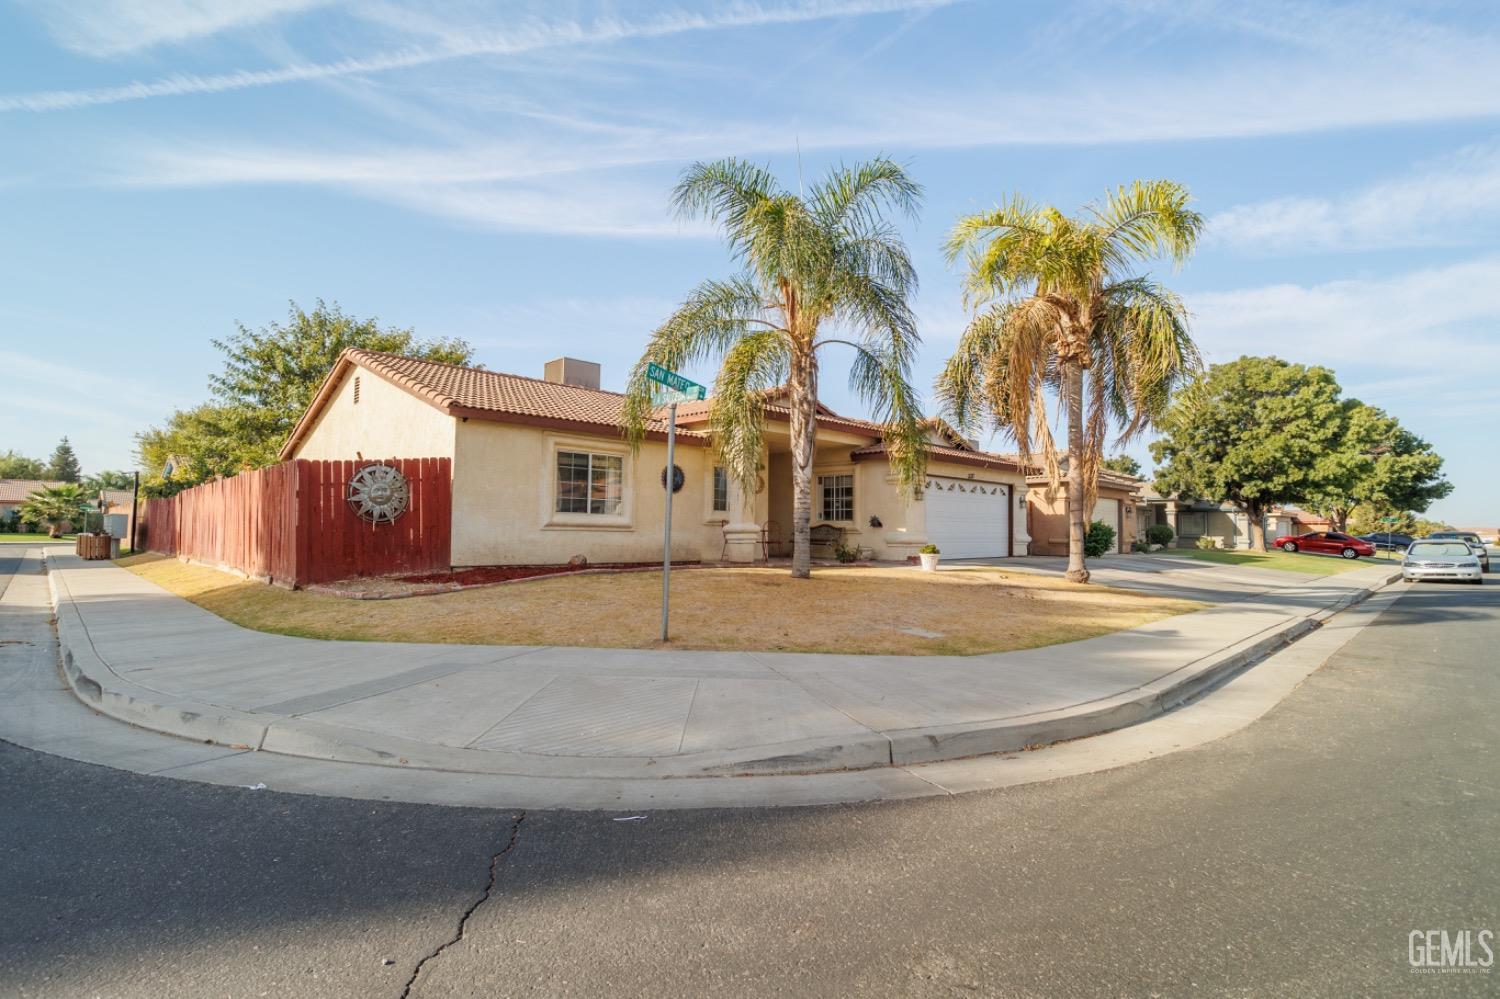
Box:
(1084, 520), (1116, 558)
(919, 543), (940, 555)
(834, 542), (860, 564)
(1195, 535), (1220, 550)
(1131, 540), (1149, 553)
(1145, 523), (1174, 547)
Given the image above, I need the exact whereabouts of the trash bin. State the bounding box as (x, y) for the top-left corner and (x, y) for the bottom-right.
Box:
(109, 536), (122, 559)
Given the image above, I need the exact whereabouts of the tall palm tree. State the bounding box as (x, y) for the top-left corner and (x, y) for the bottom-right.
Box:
(624, 157), (928, 579)
(935, 181), (1203, 583)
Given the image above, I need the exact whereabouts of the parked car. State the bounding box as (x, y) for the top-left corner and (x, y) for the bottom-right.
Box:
(1425, 531), (1490, 573)
(1402, 539), (1484, 585)
(1357, 531), (1414, 552)
(1277, 531), (1376, 559)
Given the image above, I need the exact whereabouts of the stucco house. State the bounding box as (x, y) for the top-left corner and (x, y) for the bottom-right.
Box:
(281, 349), (1037, 567)
(0, 479), (65, 527)
(1141, 492), (1301, 549)
(1025, 466), (1145, 556)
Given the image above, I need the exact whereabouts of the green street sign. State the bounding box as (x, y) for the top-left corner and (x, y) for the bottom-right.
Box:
(1381, 516), (1401, 524)
(646, 363), (706, 402)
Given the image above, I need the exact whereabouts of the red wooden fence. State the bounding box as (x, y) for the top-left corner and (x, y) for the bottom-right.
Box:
(140, 458), (450, 588)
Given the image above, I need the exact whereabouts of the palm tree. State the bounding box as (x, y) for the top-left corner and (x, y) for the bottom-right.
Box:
(624, 157), (929, 579)
(935, 181), (1203, 583)
(19, 483), (90, 537)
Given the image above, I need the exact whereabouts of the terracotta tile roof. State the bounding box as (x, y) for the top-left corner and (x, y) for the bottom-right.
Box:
(283, 350), (707, 458)
(851, 442), (1031, 472)
(671, 397), (890, 438)
(0, 479), (65, 503)
(350, 350), (692, 432)
(100, 489), (135, 510)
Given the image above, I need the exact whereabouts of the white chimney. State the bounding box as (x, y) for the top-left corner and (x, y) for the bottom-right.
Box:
(543, 357), (601, 391)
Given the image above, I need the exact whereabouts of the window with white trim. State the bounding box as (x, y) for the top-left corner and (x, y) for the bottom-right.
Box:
(556, 451), (623, 515)
(712, 466), (729, 513)
(818, 474), (854, 522)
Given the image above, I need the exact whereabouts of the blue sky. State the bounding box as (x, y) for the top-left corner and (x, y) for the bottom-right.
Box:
(1, 0), (1496, 524)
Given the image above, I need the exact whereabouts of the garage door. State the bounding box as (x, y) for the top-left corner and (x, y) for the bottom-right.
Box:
(924, 477), (1010, 558)
(1091, 498), (1121, 554)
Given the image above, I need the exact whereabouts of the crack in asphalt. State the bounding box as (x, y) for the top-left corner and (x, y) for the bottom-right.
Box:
(399, 811), (526, 999)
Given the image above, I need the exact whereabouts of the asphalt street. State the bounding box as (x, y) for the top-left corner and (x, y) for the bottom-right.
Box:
(1, 565), (1496, 997)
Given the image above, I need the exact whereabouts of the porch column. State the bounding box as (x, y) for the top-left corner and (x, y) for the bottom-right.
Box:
(721, 473), (762, 563)
(1011, 482), (1032, 556)
(1163, 500), (1180, 547)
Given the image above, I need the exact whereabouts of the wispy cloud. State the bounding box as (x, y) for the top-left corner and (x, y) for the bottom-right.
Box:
(1187, 257), (1500, 377)
(1, 0), (960, 112)
(15, 0), (336, 57)
(1209, 140), (1500, 253)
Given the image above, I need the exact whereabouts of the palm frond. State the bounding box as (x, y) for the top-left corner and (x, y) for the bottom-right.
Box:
(622, 277), (779, 449)
(1090, 180), (1203, 269)
(710, 331), (791, 489)
(1097, 278), (1199, 442)
(672, 159), (781, 253)
(933, 306), (1001, 436)
(811, 156), (922, 232)
(846, 344), (927, 497)
(944, 195), (1049, 304)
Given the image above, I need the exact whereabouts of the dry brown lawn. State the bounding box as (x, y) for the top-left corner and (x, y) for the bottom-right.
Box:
(119, 555), (1201, 656)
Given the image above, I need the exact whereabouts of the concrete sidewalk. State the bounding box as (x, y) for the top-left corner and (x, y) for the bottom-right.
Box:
(35, 549), (1399, 783)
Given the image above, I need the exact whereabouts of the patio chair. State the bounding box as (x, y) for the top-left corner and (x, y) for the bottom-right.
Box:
(760, 520), (783, 560)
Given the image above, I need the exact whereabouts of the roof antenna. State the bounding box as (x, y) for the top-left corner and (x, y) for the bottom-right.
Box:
(796, 133), (804, 200)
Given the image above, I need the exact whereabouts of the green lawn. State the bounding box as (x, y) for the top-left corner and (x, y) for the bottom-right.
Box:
(1146, 546), (1386, 575)
(0, 533), (75, 544)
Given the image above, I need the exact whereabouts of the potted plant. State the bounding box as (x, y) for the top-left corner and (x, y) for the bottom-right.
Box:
(919, 543), (940, 572)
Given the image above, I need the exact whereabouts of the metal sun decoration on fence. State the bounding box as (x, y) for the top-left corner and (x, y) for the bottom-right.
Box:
(346, 463), (410, 525)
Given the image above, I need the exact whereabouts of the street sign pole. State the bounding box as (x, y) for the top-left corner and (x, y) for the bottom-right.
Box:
(661, 402), (676, 642)
(644, 363), (706, 644)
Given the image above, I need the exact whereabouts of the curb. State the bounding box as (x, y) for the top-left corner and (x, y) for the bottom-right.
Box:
(44, 553), (1401, 780)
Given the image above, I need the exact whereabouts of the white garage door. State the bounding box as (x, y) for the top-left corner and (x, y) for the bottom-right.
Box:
(924, 477), (1010, 558)
(1091, 498), (1121, 554)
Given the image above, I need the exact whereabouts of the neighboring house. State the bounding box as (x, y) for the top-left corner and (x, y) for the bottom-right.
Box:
(1287, 510), (1331, 536)
(0, 479), (65, 527)
(1141, 492), (1284, 550)
(1026, 466), (1145, 556)
(281, 349), (1037, 567)
(98, 488), (137, 540)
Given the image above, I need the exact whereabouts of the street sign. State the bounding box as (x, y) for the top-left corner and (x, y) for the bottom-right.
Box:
(646, 363), (706, 403)
(645, 363), (705, 642)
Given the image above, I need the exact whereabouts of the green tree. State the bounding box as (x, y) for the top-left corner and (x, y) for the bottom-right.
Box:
(1102, 454), (1143, 477)
(84, 470), (136, 493)
(1151, 357), (1345, 552)
(46, 437), (81, 482)
(937, 181), (1202, 583)
(0, 450), (47, 479)
(18, 483), (89, 537)
(136, 300), (475, 481)
(1307, 402), (1450, 532)
(623, 157), (928, 579)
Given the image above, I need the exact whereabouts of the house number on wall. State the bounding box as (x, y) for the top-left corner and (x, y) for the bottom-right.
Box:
(347, 463), (411, 524)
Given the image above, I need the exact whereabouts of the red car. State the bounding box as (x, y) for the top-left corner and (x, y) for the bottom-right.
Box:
(1278, 531), (1375, 559)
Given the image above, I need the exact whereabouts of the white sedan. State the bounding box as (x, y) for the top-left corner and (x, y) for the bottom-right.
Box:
(1402, 540), (1484, 585)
